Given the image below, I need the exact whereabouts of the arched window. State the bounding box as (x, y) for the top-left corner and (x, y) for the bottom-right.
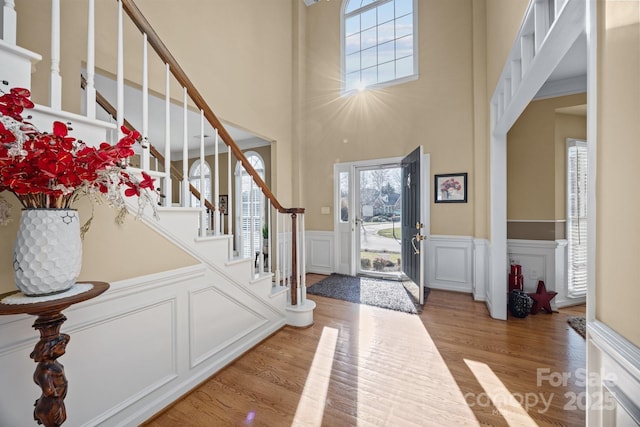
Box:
(342, 0), (417, 92)
(235, 152), (265, 258)
(189, 160), (211, 208)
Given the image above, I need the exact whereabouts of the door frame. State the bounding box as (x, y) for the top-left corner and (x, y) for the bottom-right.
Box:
(334, 154), (430, 278)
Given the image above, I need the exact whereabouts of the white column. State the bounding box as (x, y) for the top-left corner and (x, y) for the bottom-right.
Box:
(163, 63), (172, 207)
(141, 33), (150, 170)
(267, 201), (272, 275)
(182, 87), (188, 207)
(300, 213), (306, 304)
(85, 0), (96, 119)
(2, 0), (17, 45)
(249, 179), (255, 272)
(199, 110), (206, 237)
(214, 129), (220, 235)
(227, 145), (232, 238)
(116, 0), (124, 135)
(275, 211), (281, 287)
(50, 0), (62, 109)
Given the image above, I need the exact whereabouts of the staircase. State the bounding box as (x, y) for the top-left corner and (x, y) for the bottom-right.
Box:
(0, 1), (314, 425)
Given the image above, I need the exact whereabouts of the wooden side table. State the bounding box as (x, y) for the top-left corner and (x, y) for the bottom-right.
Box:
(0, 282), (109, 427)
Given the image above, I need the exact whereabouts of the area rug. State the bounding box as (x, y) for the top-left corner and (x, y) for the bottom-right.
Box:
(568, 316), (586, 338)
(307, 274), (426, 314)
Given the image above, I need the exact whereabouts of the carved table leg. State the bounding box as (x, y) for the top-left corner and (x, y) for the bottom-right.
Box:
(29, 313), (70, 427)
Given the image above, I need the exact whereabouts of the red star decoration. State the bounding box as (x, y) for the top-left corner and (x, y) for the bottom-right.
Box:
(528, 281), (557, 314)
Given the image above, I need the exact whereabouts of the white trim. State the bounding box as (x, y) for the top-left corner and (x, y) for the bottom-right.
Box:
(427, 235), (474, 293)
(534, 75), (587, 101)
(306, 231), (335, 275)
(473, 238), (489, 301)
(507, 219), (566, 223)
(587, 320), (640, 426)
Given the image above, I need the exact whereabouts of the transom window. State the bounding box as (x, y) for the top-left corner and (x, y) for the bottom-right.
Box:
(342, 0), (417, 92)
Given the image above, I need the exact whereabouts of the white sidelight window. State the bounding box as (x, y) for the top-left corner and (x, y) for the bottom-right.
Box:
(342, 0), (418, 93)
(189, 160), (211, 208)
(566, 139), (587, 297)
(235, 152), (265, 259)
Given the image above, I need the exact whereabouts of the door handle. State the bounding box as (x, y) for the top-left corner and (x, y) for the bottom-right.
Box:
(411, 233), (427, 255)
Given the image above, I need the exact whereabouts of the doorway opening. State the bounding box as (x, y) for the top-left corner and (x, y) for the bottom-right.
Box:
(356, 166), (402, 277)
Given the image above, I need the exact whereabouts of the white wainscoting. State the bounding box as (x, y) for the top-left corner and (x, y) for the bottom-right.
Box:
(306, 231), (335, 275)
(0, 264), (286, 426)
(473, 238), (490, 301)
(427, 235), (474, 293)
(587, 321), (640, 426)
(507, 239), (583, 308)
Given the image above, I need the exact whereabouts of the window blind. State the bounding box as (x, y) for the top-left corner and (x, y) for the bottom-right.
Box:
(567, 140), (588, 297)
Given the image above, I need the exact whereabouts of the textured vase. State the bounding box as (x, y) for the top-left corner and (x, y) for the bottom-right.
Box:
(13, 209), (82, 296)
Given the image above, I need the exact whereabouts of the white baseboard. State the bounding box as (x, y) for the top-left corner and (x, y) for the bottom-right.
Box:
(587, 321), (640, 426)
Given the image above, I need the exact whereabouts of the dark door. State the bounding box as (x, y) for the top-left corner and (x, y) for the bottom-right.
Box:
(401, 147), (425, 304)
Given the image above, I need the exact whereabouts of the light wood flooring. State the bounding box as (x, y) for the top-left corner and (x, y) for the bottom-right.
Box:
(143, 274), (586, 426)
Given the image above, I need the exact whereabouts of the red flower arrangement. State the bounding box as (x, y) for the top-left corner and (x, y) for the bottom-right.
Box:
(440, 177), (462, 193)
(0, 85), (158, 228)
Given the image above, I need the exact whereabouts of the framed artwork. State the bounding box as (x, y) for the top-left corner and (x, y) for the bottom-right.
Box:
(434, 173), (467, 203)
(219, 195), (228, 215)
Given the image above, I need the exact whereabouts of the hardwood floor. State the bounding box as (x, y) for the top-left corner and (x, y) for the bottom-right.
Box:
(143, 274), (586, 426)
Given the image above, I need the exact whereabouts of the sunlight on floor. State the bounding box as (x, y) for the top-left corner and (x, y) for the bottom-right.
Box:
(292, 326), (339, 426)
(355, 305), (480, 426)
(464, 359), (539, 426)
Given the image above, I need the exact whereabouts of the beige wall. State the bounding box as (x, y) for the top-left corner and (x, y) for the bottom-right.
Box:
(507, 94), (586, 227)
(302, 0), (476, 236)
(596, 0), (640, 347)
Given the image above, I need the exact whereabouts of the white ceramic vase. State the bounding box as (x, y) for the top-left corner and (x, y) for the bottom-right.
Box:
(13, 209), (82, 296)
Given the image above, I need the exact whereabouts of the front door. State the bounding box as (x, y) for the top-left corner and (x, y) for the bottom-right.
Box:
(401, 147), (426, 304)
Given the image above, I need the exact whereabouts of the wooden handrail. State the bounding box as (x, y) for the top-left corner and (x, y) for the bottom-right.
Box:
(80, 75), (216, 213)
(121, 0), (303, 215)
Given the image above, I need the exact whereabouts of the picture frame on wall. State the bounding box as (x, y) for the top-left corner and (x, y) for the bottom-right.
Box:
(434, 173), (467, 203)
(219, 195), (228, 215)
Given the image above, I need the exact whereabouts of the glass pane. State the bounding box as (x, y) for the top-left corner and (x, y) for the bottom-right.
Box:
(395, 35), (413, 59)
(361, 8), (377, 30)
(345, 15), (360, 37)
(395, 0), (412, 17)
(346, 52), (361, 74)
(361, 66), (377, 86)
(346, 33), (361, 55)
(346, 71), (361, 91)
(361, 46), (377, 69)
(378, 40), (394, 63)
(395, 13), (413, 38)
(377, 20), (394, 44)
(339, 171), (349, 222)
(361, 27), (377, 50)
(361, 0), (377, 8)
(345, 0), (360, 14)
(396, 55), (413, 78)
(378, 61), (395, 83)
(377, 1), (394, 24)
